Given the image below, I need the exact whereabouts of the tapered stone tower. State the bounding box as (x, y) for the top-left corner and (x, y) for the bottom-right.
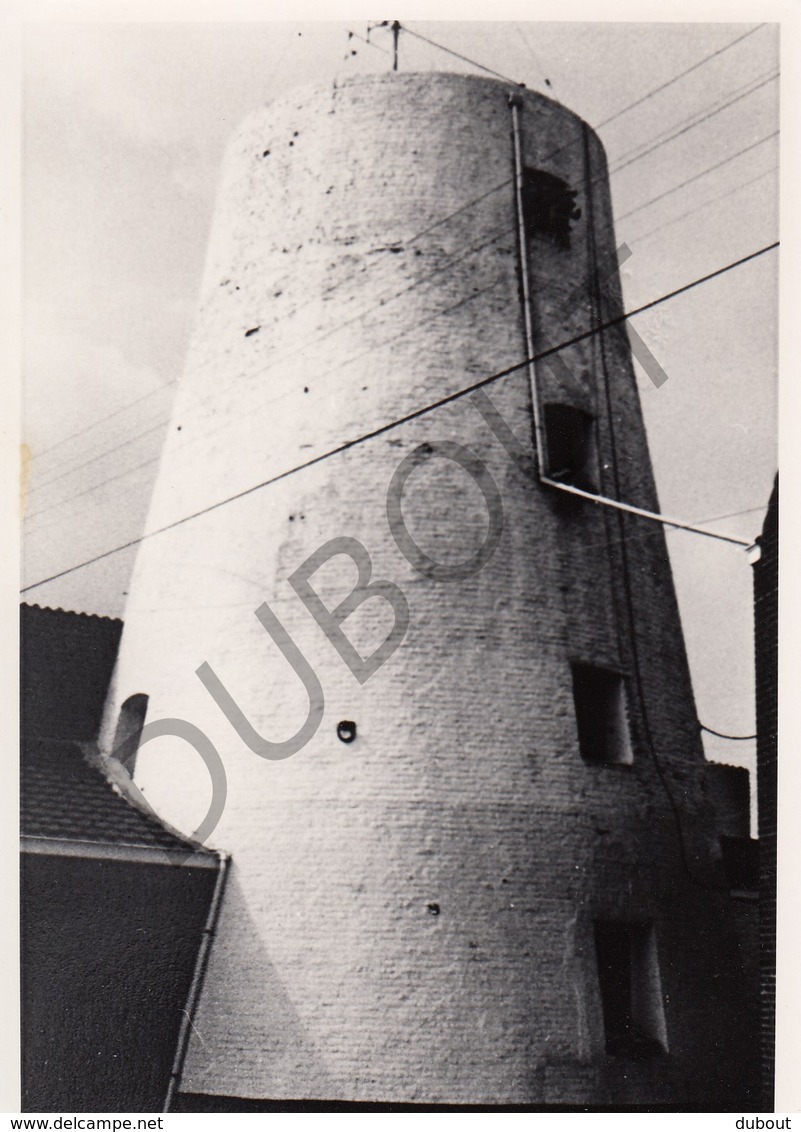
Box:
(103, 73), (756, 1108)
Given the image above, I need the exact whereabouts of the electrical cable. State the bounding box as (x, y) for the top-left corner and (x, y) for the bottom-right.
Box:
(25, 228), (514, 507)
(51, 131), (776, 508)
(594, 23), (766, 129)
(515, 24), (552, 89)
(345, 28), (390, 57)
(26, 245), (776, 536)
(30, 381), (176, 465)
(700, 724), (757, 741)
(398, 23), (525, 87)
(118, 500), (769, 615)
(27, 205), (768, 531)
(25, 453), (163, 526)
(31, 124), (779, 515)
(609, 70), (778, 176)
(617, 130), (779, 222)
(43, 165), (774, 512)
(584, 127), (732, 894)
(126, 117), (780, 438)
(405, 23), (772, 243)
(24, 274), (509, 527)
(398, 20), (766, 113)
(27, 39), (779, 526)
(628, 165), (777, 247)
(37, 150), (781, 523)
(20, 239), (778, 593)
(579, 504), (768, 556)
(29, 417), (168, 497)
(28, 28), (775, 474)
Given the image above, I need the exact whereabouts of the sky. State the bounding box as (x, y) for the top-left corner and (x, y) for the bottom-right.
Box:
(19, 18), (780, 783)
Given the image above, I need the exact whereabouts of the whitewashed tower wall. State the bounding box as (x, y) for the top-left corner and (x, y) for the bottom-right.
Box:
(103, 73), (754, 1107)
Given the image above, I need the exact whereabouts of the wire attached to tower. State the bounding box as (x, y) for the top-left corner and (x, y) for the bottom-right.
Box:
(581, 120), (733, 895)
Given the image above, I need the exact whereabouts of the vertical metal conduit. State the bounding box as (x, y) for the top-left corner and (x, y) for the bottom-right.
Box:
(508, 92), (548, 476)
(505, 93), (752, 549)
(163, 851), (231, 1112)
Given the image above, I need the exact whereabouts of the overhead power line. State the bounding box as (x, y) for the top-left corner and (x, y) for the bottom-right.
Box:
(29, 417), (168, 497)
(31, 381), (175, 465)
(595, 23), (766, 128)
(24, 273), (510, 528)
(28, 25), (774, 475)
(28, 124), (779, 516)
(25, 453), (162, 526)
(345, 28), (390, 57)
(396, 20), (765, 113)
(617, 130), (779, 222)
(20, 239), (778, 594)
(515, 24), (552, 89)
(700, 724), (758, 741)
(629, 164), (778, 246)
(609, 70), (778, 176)
(102, 504), (769, 616)
(398, 23), (525, 87)
(579, 504), (768, 557)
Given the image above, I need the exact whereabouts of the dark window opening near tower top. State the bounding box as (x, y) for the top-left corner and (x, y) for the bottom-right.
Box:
(593, 920), (668, 1060)
(543, 403), (598, 491)
(521, 168), (581, 249)
(571, 663), (633, 765)
(112, 693), (149, 777)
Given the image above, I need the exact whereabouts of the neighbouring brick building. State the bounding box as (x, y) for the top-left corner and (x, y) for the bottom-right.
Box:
(99, 73), (759, 1108)
(20, 605), (225, 1111)
(754, 476), (779, 1109)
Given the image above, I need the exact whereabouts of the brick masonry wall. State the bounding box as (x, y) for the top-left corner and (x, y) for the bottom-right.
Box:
(104, 74), (757, 1106)
(755, 477), (778, 1109)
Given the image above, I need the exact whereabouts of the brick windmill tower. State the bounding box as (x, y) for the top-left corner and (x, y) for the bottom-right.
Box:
(102, 71), (757, 1108)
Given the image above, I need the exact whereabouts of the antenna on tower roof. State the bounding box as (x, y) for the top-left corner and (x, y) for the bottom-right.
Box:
(516, 24), (552, 88)
(391, 20), (401, 71)
(368, 21), (402, 72)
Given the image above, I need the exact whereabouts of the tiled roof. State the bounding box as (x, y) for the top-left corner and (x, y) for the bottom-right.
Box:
(21, 736), (216, 858)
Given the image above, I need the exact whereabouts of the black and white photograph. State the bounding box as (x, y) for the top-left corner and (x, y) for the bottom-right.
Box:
(10, 8), (795, 1117)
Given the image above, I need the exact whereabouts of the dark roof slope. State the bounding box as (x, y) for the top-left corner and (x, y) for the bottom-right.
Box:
(21, 736), (216, 858)
(21, 604), (123, 743)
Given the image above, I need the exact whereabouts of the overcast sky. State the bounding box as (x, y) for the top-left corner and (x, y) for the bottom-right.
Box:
(19, 19), (779, 779)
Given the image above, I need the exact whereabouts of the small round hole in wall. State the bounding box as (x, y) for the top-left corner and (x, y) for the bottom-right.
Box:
(337, 720), (356, 744)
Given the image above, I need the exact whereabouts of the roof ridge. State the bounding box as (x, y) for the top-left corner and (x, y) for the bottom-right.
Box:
(706, 758), (752, 773)
(88, 744), (219, 857)
(21, 601), (123, 625)
(22, 736), (218, 858)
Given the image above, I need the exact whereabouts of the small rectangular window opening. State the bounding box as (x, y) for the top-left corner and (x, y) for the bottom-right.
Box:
(521, 168), (581, 250)
(571, 662), (633, 765)
(543, 403), (598, 491)
(593, 920), (667, 1059)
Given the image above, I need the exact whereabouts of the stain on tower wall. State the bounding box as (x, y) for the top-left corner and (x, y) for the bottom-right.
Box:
(104, 74), (757, 1107)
